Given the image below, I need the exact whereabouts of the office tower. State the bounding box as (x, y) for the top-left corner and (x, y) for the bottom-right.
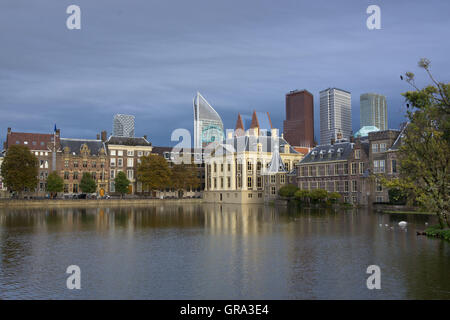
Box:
(283, 89), (314, 147)
(319, 88), (352, 145)
(193, 92), (224, 148)
(360, 93), (387, 130)
(113, 114), (135, 137)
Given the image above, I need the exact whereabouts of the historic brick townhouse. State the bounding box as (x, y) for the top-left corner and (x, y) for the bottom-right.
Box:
(105, 133), (153, 195)
(59, 137), (109, 195)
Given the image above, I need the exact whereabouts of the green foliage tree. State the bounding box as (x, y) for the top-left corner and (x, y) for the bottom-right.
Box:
(294, 189), (310, 202)
(309, 189), (328, 203)
(278, 184), (299, 198)
(46, 171), (64, 198)
(388, 187), (407, 205)
(114, 171), (130, 198)
(0, 145), (38, 197)
(328, 192), (341, 203)
(171, 163), (200, 197)
(385, 59), (450, 228)
(79, 172), (97, 194)
(137, 154), (171, 193)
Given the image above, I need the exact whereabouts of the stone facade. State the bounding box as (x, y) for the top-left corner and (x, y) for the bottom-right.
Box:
(59, 138), (109, 195)
(204, 128), (304, 204)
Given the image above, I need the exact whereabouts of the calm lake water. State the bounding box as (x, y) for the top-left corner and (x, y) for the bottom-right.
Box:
(0, 203), (449, 299)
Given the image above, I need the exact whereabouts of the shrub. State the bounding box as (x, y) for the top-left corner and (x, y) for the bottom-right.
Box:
(425, 225), (450, 241)
(388, 187), (407, 205)
(294, 189), (310, 201)
(328, 192), (341, 203)
(278, 185), (299, 198)
(309, 189), (328, 203)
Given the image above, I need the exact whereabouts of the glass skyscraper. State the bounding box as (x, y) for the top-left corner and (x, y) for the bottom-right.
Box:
(319, 88), (352, 145)
(193, 92), (224, 148)
(113, 114), (135, 137)
(360, 93), (387, 131)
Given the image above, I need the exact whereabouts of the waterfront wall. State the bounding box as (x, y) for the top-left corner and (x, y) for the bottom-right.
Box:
(0, 198), (203, 208)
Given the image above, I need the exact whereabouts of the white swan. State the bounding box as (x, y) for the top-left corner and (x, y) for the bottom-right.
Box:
(398, 221), (407, 227)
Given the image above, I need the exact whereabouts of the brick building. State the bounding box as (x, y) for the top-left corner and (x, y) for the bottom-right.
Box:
(106, 134), (153, 195)
(59, 137), (109, 195)
(5, 127), (60, 196)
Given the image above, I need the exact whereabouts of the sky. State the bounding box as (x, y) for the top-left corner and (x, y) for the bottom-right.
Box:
(1, 0), (449, 146)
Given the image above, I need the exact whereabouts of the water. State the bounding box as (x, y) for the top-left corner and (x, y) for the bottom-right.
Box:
(0, 204), (449, 299)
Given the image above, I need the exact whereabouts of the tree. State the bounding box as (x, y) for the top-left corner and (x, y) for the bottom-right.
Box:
(294, 189), (310, 203)
(309, 189), (328, 203)
(0, 145), (38, 197)
(388, 58), (449, 228)
(46, 171), (64, 198)
(278, 184), (299, 198)
(388, 187), (407, 205)
(328, 192), (341, 203)
(171, 163), (200, 197)
(137, 154), (171, 193)
(79, 172), (97, 194)
(114, 171), (130, 198)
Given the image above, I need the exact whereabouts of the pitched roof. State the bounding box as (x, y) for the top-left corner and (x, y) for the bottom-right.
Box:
(212, 135), (299, 155)
(60, 139), (106, 156)
(106, 136), (151, 146)
(235, 113), (244, 131)
(300, 142), (354, 164)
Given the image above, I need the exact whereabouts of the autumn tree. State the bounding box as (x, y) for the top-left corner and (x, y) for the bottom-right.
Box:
(0, 145), (38, 197)
(137, 154), (171, 193)
(386, 58), (449, 228)
(79, 172), (97, 194)
(170, 163), (200, 197)
(114, 171), (130, 198)
(46, 171), (64, 198)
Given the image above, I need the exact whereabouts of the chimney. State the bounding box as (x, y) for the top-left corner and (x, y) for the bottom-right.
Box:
(7, 127), (11, 135)
(101, 130), (107, 142)
(96, 134), (100, 140)
(143, 135), (147, 140)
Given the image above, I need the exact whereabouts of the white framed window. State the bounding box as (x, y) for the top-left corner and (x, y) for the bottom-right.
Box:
(118, 158), (123, 167)
(110, 170), (115, 179)
(118, 150), (123, 156)
(379, 143), (387, 152)
(127, 169), (134, 180)
(127, 150), (134, 156)
(271, 186), (276, 195)
(127, 158), (134, 167)
(110, 150), (116, 156)
(110, 158), (116, 167)
(138, 151), (143, 157)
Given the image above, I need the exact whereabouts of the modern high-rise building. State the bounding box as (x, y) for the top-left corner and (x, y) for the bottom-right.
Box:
(319, 88), (352, 145)
(193, 92), (224, 148)
(360, 93), (387, 130)
(283, 89), (314, 147)
(113, 114), (135, 137)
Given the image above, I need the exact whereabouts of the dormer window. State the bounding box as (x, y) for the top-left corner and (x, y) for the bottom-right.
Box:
(319, 150), (326, 158)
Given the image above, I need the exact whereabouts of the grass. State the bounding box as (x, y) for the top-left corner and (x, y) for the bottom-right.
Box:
(425, 225), (450, 241)
(383, 210), (433, 215)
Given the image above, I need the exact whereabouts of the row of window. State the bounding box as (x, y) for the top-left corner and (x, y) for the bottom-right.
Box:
(64, 160), (105, 168)
(63, 171), (106, 180)
(109, 150), (150, 157)
(300, 180), (359, 192)
(300, 162), (365, 177)
(110, 158), (135, 168)
(372, 143), (387, 153)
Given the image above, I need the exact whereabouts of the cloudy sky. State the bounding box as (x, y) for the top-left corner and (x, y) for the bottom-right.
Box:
(1, 0), (449, 146)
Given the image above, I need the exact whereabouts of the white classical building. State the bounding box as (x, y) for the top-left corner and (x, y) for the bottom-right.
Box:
(203, 127), (304, 204)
